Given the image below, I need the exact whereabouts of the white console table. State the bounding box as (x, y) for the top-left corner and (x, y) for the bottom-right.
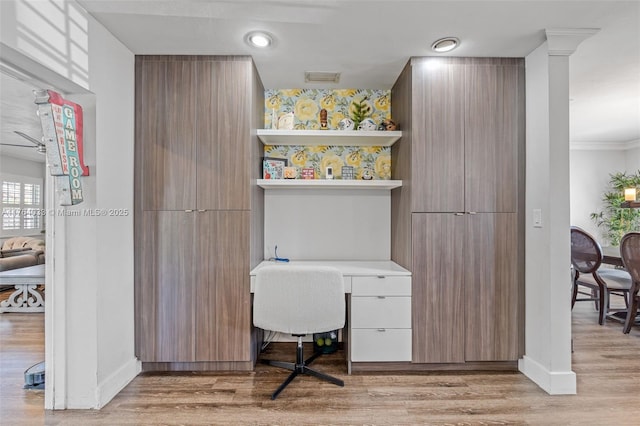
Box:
(250, 260), (412, 373)
(0, 264), (46, 313)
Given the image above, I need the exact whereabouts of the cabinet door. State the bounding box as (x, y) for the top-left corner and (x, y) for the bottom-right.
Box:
(411, 213), (465, 363)
(465, 61), (521, 213)
(196, 61), (250, 210)
(138, 59), (197, 211)
(138, 211), (196, 362)
(195, 211), (251, 361)
(411, 59), (465, 213)
(465, 213), (518, 361)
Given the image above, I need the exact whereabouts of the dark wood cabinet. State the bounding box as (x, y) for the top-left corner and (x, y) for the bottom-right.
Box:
(392, 57), (524, 366)
(137, 59), (197, 211)
(135, 56), (263, 370)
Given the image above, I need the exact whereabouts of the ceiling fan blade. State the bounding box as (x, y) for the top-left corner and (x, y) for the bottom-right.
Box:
(14, 131), (45, 147)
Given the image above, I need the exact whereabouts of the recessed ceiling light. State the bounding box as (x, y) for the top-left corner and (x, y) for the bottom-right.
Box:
(245, 31), (273, 48)
(431, 37), (460, 53)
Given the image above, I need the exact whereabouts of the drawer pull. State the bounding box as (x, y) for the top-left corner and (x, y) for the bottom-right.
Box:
(377, 296), (386, 299)
(377, 328), (386, 332)
(377, 275), (386, 279)
(185, 209), (194, 213)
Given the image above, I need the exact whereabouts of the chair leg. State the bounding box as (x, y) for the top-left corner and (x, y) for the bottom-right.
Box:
(263, 336), (344, 399)
(623, 296), (639, 334)
(271, 370), (299, 400)
(571, 282), (578, 309)
(598, 287), (606, 325)
(303, 365), (344, 387)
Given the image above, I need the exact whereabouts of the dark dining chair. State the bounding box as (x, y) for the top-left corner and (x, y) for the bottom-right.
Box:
(620, 232), (640, 334)
(570, 226), (632, 325)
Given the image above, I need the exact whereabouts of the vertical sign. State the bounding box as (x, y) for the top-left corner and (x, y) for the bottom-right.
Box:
(35, 90), (89, 206)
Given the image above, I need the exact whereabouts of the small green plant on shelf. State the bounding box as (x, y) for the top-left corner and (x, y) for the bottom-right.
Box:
(349, 96), (372, 129)
(590, 170), (640, 246)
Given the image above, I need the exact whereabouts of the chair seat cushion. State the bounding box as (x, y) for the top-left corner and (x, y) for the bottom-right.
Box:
(577, 268), (632, 290)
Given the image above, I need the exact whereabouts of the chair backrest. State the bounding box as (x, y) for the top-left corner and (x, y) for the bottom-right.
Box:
(253, 265), (345, 335)
(570, 226), (603, 274)
(620, 232), (640, 284)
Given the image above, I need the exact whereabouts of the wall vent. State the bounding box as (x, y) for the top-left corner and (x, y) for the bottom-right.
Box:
(304, 71), (341, 83)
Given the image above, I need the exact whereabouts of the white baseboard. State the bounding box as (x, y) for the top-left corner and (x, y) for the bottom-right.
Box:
(96, 357), (141, 408)
(518, 356), (576, 395)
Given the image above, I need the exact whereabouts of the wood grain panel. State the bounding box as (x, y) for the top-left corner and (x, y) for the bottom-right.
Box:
(195, 211), (251, 361)
(213, 211), (251, 361)
(250, 59), (265, 270)
(411, 58), (465, 213)
(139, 59), (196, 211)
(196, 60), (251, 210)
(465, 60), (522, 213)
(139, 211), (196, 362)
(412, 213), (465, 363)
(390, 60), (412, 269)
(464, 213), (519, 361)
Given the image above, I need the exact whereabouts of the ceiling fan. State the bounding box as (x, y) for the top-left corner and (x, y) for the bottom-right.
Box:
(0, 131), (46, 153)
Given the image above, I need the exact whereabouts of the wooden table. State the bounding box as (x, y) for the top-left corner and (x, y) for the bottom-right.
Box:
(0, 264), (45, 313)
(602, 246), (623, 267)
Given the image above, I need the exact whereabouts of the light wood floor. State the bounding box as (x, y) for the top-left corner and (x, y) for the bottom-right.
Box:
(1, 296), (639, 425)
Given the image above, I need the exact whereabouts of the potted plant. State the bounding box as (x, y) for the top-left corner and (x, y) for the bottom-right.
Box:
(590, 170), (640, 246)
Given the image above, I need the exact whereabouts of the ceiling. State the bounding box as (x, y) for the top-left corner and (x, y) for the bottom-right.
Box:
(1, 0), (639, 163)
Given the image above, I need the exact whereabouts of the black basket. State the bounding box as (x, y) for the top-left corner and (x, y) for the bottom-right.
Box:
(313, 330), (338, 354)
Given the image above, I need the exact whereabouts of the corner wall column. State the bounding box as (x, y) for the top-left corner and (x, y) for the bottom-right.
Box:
(520, 28), (598, 394)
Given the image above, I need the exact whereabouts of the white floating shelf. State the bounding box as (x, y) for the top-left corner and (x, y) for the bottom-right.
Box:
(257, 179), (403, 190)
(257, 129), (402, 147)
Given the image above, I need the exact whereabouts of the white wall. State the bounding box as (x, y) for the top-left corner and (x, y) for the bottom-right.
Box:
(570, 149), (626, 241)
(1, 0), (137, 409)
(0, 156), (45, 180)
(264, 189), (391, 260)
(570, 141), (640, 243)
(626, 143), (640, 171)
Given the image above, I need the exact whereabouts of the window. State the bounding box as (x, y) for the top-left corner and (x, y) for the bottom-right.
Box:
(1, 174), (43, 236)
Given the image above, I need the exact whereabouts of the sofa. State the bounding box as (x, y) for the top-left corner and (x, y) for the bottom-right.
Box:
(0, 237), (45, 272)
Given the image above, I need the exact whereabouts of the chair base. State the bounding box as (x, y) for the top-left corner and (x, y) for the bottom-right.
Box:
(262, 336), (344, 399)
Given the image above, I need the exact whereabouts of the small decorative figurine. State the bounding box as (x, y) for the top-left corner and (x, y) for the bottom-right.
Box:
(284, 166), (298, 179)
(362, 169), (373, 180)
(271, 108), (278, 129)
(378, 119), (397, 131)
(320, 108), (328, 130)
(278, 112), (294, 130)
(338, 118), (355, 130)
(357, 118), (377, 131)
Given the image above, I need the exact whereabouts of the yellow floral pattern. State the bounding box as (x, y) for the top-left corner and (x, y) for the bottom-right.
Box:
(264, 145), (391, 180)
(265, 89), (392, 130)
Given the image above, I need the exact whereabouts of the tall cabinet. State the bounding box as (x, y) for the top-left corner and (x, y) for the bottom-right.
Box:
(134, 56), (264, 370)
(391, 57), (525, 365)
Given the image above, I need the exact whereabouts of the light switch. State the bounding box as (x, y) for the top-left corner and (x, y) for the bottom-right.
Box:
(533, 208), (543, 228)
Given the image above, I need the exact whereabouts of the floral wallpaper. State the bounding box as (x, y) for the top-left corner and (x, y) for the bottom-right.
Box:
(263, 89), (393, 180)
(264, 89), (391, 130)
(264, 145), (391, 180)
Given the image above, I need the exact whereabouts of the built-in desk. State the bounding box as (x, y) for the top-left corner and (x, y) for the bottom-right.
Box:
(250, 260), (412, 373)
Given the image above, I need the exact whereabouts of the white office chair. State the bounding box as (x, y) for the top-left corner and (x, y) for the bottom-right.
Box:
(253, 264), (346, 399)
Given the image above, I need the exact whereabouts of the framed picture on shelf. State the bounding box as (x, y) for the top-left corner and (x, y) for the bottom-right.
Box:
(263, 157), (288, 179)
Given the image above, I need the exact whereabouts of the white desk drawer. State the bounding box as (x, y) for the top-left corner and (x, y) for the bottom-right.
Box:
(351, 276), (411, 296)
(351, 329), (412, 362)
(351, 296), (411, 328)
